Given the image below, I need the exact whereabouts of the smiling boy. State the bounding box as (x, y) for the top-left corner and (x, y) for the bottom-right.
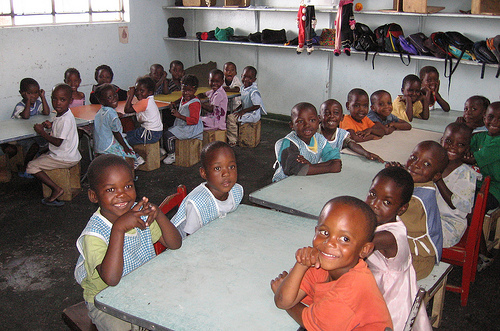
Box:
(273, 102), (341, 182)
(392, 74), (430, 122)
(271, 196), (393, 331)
(198, 69), (228, 131)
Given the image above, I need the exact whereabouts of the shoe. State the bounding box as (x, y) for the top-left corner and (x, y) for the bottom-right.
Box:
(134, 156), (145, 169)
(163, 153), (175, 165)
(18, 171), (34, 179)
(41, 198), (64, 207)
(477, 254), (494, 272)
(160, 148), (167, 156)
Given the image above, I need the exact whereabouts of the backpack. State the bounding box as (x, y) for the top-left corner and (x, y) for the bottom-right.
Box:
(445, 31), (475, 61)
(167, 17), (187, 38)
(374, 23), (404, 53)
(398, 35), (418, 55)
(407, 33), (432, 56)
(473, 40), (499, 79)
(353, 23), (377, 52)
(424, 32), (452, 59)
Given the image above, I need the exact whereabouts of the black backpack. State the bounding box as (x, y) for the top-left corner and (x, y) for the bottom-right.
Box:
(167, 17), (186, 38)
(473, 40), (500, 79)
(353, 23), (377, 52)
(374, 23), (404, 53)
(407, 32), (432, 56)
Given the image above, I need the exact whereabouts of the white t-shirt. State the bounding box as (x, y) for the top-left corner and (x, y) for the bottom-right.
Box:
(49, 109), (81, 162)
(184, 193), (235, 235)
(133, 95), (163, 132)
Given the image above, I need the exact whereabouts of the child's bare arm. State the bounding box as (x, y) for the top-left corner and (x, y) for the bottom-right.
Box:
(20, 99), (33, 119)
(235, 105), (260, 119)
(200, 99), (214, 112)
(154, 204), (182, 250)
(34, 122), (63, 147)
(112, 131), (134, 155)
(370, 122), (386, 137)
(372, 230), (397, 259)
(434, 81), (450, 112)
(389, 120), (412, 131)
(306, 159), (342, 175)
(223, 86), (240, 93)
(404, 96), (414, 121)
(420, 93), (430, 120)
(97, 199), (154, 286)
(40, 89), (50, 115)
(124, 87), (136, 113)
(346, 140), (384, 162)
(434, 175), (455, 209)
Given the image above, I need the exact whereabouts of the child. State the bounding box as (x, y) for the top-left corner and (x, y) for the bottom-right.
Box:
(222, 62), (242, 113)
(270, 196), (393, 331)
(93, 84), (143, 169)
(74, 154), (182, 330)
(64, 68), (85, 108)
(468, 101), (500, 213)
(456, 95), (490, 133)
(365, 167), (432, 331)
(339, 88), (385, 142)
(419, 66), (450, 112)
(273, 102), (341, 182)
(26, 84), (81, 206)
(437, 123), (478, 248)
(89, 64), (128, 104)
(171, 141), (243, 237)
(367, 90), (411, 135)
(319, 99), (383, 162)
(393, 74), (430, 122)
(163, 74), (203, 165)
(124, 76), (163, 146)
(149, 63), (169, 95)
(11, 78), (50, 177)
(226, 66), (267, 147)
(198, 69), (228, 131)
(395, 141), (448, 280)
(166, 60), (185, 94)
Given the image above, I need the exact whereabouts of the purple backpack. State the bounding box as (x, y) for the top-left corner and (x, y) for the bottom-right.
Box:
(398, 35), (419, 55)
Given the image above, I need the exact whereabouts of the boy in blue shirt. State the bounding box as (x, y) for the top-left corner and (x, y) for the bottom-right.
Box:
(273, 102), (341, 182)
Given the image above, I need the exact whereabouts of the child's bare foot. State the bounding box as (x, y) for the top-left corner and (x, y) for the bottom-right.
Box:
(48, 188), (64, 202)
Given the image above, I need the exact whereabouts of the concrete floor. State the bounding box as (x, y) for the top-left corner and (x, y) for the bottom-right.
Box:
(0, 118), (498, 330)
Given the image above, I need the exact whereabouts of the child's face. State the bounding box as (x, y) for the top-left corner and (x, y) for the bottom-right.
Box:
(320, 102), (343, 131)
(100, 88), (119, 108)
(51, 88), (72, 115)
(97, 69), (112, 85)
(346, 94), (369, 122)
(370, 93), (393, 119)
(135, 83), (152, 101)
(21, 84), (40, 103)
(406, 144), (443, 183)
(170, 64), (184, 80)
(65, 73), (81, 92)
(441, 128), (469, 162)
(181, 84), (197, 101)
(314, 201), (374, 280)
(200, 147), (238, 201)
(402, 81), (422, 103)
(366, 176), (407, 225)
(88, 164), (136, 223)
(209, 73), (223, 91)
(241, 68), (256, 88)
(291, 107), (320, 144)
(464, 99), (486, 126)
(484, 105), (500, 137)
(223, 63), (237, 82)
(150, 66), (165, 83)
(421, 72), (439, 92)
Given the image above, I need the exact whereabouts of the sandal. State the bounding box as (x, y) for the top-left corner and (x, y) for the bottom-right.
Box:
(41, 198), (65, 207)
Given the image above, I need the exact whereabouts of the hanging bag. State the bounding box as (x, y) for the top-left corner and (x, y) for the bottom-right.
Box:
(473, 40), (499, 79)
(408, 32), (432, 56)
(167, 17), (187, 38)
(373, 23), (410, 67)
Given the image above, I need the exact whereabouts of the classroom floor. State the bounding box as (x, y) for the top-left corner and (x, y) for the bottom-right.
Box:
(0, 118), (499, 330)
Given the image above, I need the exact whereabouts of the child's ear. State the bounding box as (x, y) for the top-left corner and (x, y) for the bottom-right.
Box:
(88, 189), (98, 204)
(397, 203), (409, 216)
(370, 104), (375, 111)
(359, 242), (375, 259)
(345, 102), (349, 110)
(289, 121), (294, 130)
(199, 166), (207, 180)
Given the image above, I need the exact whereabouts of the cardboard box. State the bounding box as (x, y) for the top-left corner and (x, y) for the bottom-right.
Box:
(183, 0), (216, 7)
(472, 0), (500, 15)
(224, 0), (250, 7)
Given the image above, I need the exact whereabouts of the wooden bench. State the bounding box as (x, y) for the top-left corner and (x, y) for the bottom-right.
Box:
(417, 262), (453, 328)
(42, 163), (81, 201)
(202, 130), (226, 146)
(239, 120), (261, 148)
(483, 208), (500, 251)
(175, 139), (202, 167)
(62, 301), (97, 331)
(133, 141), (160, 171)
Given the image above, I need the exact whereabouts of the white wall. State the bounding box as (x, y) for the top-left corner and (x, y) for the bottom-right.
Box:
(0, 0), (169, 121)
(164, 0), (499, 116)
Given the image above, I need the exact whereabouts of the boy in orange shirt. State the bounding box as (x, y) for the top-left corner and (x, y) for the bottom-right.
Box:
(271, 196), (393, 331)
(340, 88), (385, 142)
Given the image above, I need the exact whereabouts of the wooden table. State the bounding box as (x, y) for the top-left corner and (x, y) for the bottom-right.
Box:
(344, 128), (443, 164)
(95, 204), (316, 331)
(250, 154), (385, 219)
(412, 109), (462, 133)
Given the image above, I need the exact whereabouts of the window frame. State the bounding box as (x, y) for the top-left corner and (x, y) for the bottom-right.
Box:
(0, 0), (128, 27)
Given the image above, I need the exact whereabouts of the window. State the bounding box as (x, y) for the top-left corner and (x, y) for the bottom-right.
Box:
(0, 0), (127, 27)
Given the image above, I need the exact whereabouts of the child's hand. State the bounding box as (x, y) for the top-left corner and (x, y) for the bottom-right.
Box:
(463, 151), (475, 164)
(456, 116), (466, 124)
(385, 161), (404, 169)
(384, 124), (396, 135)
(171, 107), (180, 118)
(270, 271), (289, 294)
(295, 246), (320, 268)
(234, 110), (244, 119)
(296, 155), (311, 165)
(160, 71), (167, 83)
(127, 87), (136, 98)
(40, 89), (45, 99)
(33, 123), (45, 134)
(42, 120), (52, 129)
(124, 146), (134, 155)
(366, 152), (384, 163)
(355, 128), (371, 138)
(404, 95), (412, 105)
(113, 197), (156, 232)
